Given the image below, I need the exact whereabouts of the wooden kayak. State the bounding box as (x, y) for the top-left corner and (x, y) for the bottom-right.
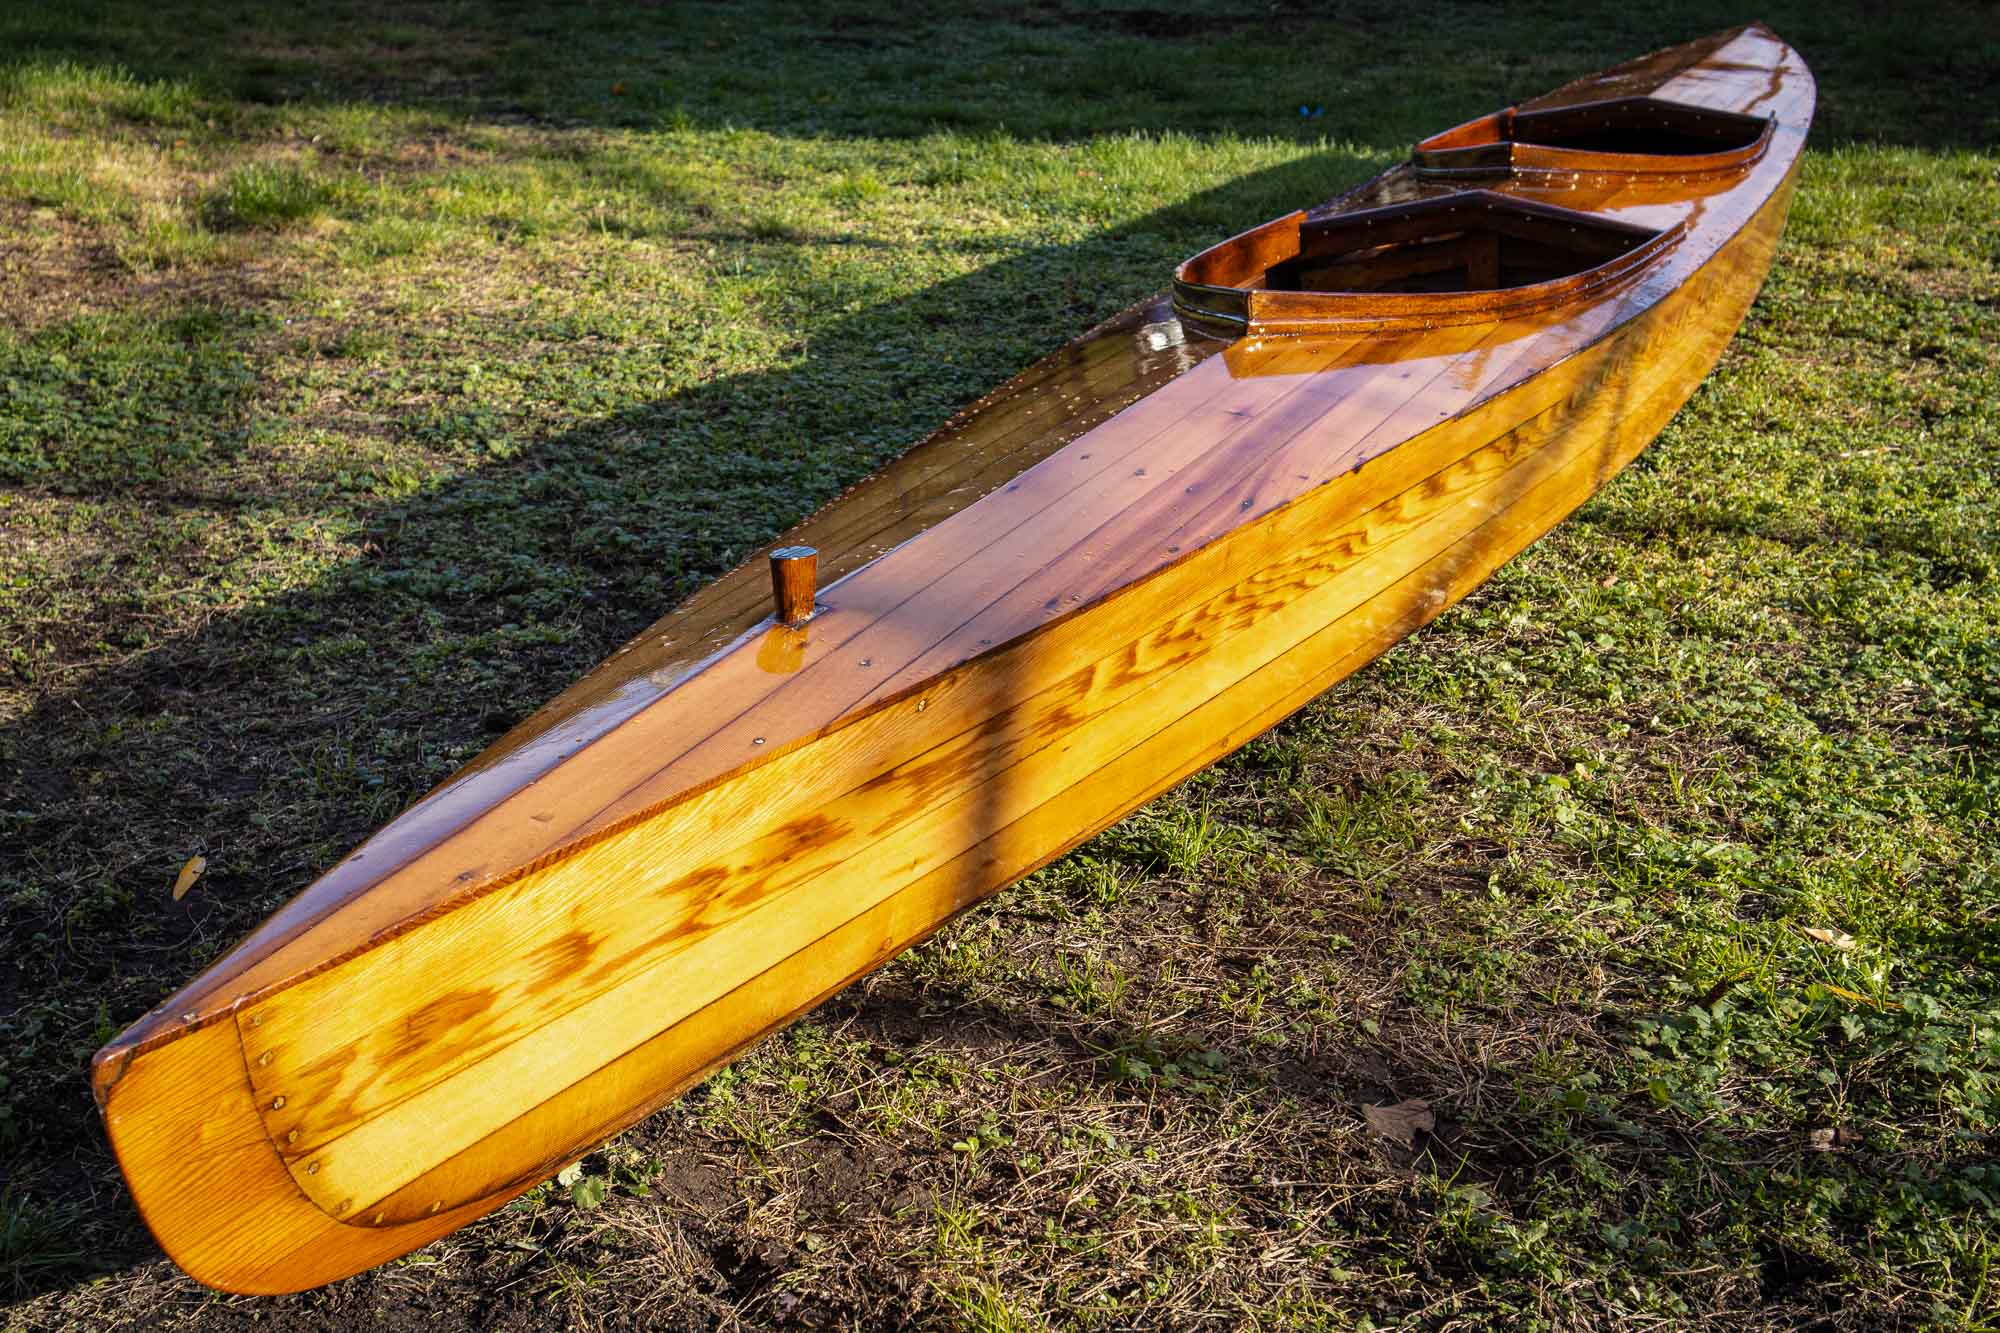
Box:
(92, 24), (1814, 1293)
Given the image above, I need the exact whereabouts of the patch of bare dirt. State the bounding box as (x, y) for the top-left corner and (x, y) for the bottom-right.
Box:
(0, 204), (294, 334)
(0, 206), (129, 334)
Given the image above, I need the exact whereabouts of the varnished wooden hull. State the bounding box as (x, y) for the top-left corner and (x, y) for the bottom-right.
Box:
(92, 26), (1814, 1293)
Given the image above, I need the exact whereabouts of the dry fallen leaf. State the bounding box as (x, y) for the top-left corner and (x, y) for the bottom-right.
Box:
(1819, 981), (1898, 1010)
(171, 855), (206, 901)
(1801, 926), (1857, 951)
(1361, 1098), (1435, 1146)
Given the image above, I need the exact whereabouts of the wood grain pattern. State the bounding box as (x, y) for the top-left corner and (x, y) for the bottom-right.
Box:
(769, 547), (818, 626)
(94, 22), (1815, 1293)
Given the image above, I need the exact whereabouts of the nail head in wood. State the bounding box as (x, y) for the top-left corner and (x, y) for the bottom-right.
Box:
(769, 546), (817, 627)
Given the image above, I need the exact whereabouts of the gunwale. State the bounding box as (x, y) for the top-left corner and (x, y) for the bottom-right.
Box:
(92, 22), (1816, 1293)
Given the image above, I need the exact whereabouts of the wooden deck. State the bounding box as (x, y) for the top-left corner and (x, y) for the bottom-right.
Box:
(94, 24), (1815, 1293)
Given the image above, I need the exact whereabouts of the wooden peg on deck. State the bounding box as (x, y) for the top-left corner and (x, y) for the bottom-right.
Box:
(769, 546), (817, 626)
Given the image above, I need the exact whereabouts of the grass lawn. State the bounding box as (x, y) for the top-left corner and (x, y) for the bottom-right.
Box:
(2, 1), (1996, 1327)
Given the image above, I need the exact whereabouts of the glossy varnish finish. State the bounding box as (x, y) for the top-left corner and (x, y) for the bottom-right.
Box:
(768, 547), (819, 627)
(93, 24), (1815, 1292)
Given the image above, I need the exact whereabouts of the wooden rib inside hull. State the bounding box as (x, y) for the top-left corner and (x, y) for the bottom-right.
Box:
(93, 22), (1814, 1295)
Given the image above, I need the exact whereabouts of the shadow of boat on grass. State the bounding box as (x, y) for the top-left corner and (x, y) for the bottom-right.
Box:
(0, 144), (1385, 1301)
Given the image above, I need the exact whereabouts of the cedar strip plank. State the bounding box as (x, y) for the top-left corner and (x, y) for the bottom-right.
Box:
(367, 185), (1780, 1218)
